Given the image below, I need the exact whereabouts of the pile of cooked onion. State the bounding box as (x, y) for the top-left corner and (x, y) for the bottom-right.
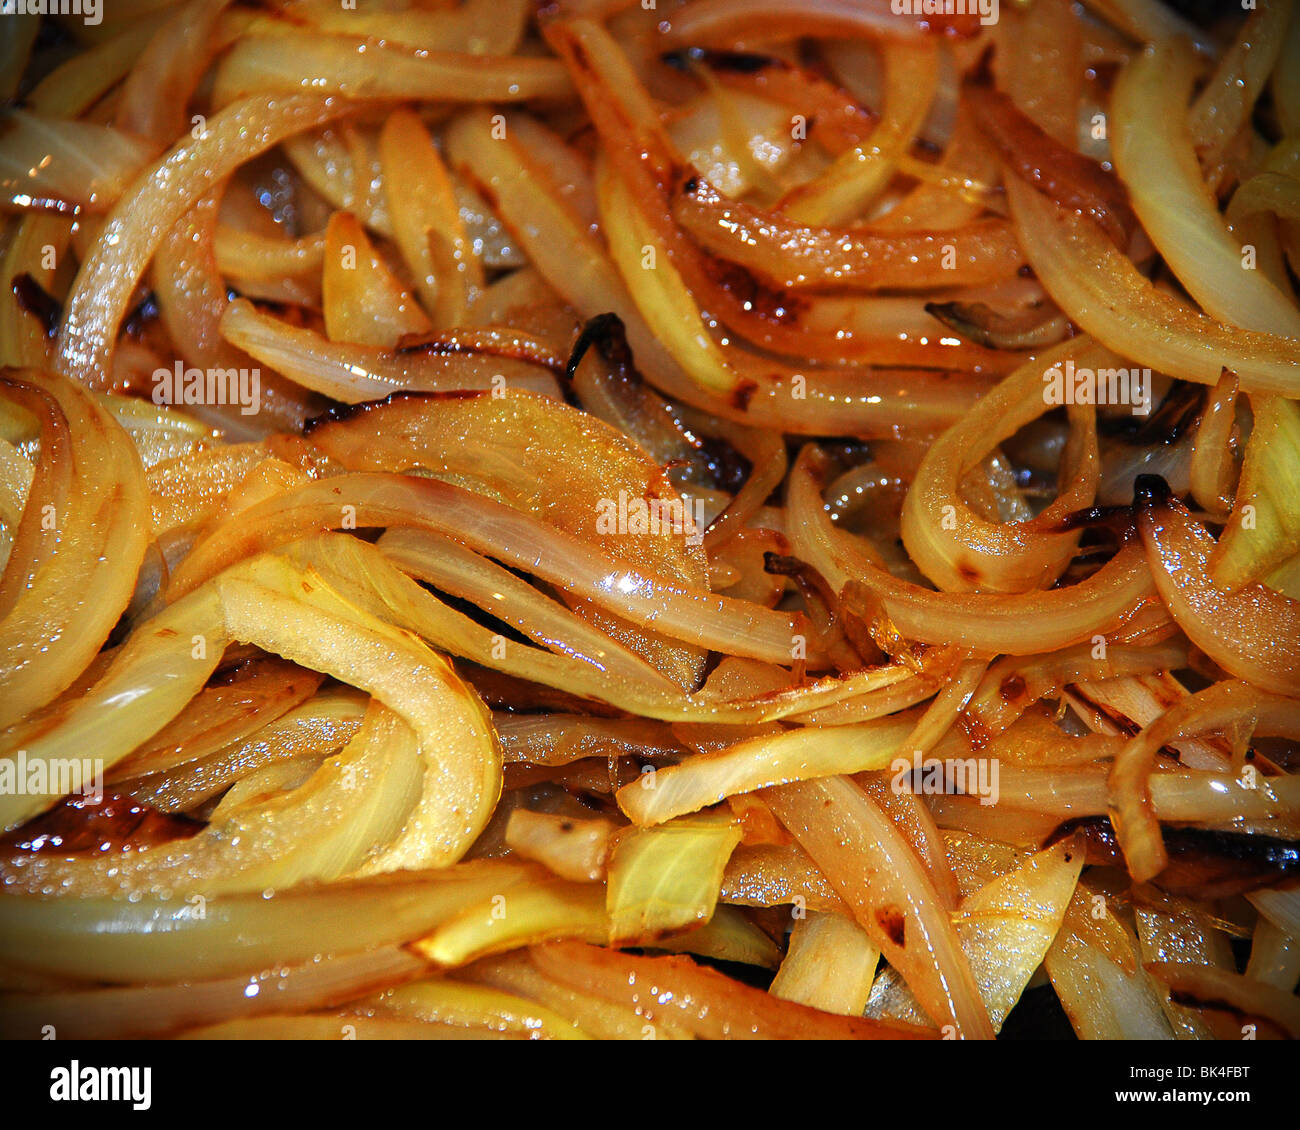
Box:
(0, 0), (1297, 1041)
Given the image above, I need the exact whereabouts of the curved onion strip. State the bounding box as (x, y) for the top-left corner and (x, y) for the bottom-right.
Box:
(213, 226), (325, 282)
(448, 93), (987, 438)
(530, 941), (934, 1040)
(1, 700), (426, 897)
(0, 370), (149, 728)
(269, 0), (530, 56)
(108, 657), (322, 782)
(379, 108), (482, 328)
(779, 39), (937, 226)
(152, 189), (322, 438)
(166, 474), (813, 665)
(617, 716), (915, 827)
(763, 776), (993, 1039)
(987, 764), (1300, 827)
(381, 530), (683, 693)
(1212, 395), (1300, 589)
(1188, 370), (1240, 520)
(57, 93), (357, 387)
(1136, 485), (1300, 696)
(1005, 176), (1300, 395)
(596, 158), (744, 398)
(0, 550), (501, 870)
(356, 976), (590, 1040)
(660, 0), (978, 45)
(290, 530), (936, 726)
(900, 337), (1102, 593)
(210, 31), (571, 107)
(968, 83), (1134, 245)
(1109, 680), (1300, 883)
(414, 874), (611, 967)
(115, 0), (234, 147)
(0, 861), (532, 983)
(322, 210), (431, 347)
(1144, 962), (1300, 1040)
(965, 638), (1189, 737)
(220, 299), (562, 402)
(26, 23), (154, 119)
(0, 946), (424, 1041)
(841, 537), (1163, 656)
(303, 389), (707, 593)
(1112, 39), (1300, 340)
(0, 109), (156, 215)
(123, 688), (369, 813)
(674, 176), (1024, 291)
(1187, 0), (1294, 171)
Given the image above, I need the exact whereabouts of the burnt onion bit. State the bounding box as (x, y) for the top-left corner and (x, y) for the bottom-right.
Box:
(1132, 473), (1174, 508)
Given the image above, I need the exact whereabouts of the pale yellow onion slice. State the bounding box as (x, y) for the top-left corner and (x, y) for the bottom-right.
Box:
(0, 109), (156, 215)
(768, 910), (880, 1017)
(57, 93), (357, 387)
(210, 30), (571, 107)
(0, 550), (501, 869)
(1212, 395), (1300, 589)
(867, 839), (1083, 1034)
(1112, 39), (1300, 339)
(604, 811), (742, 945)
(321, 210), (432, 347)
(0, 370), (148, 728)
(840, 538), (1165, 656)
(1005, 176), (1300, 395)
(1136, 485), (1300, 696)
(0, 860), (533, 983)
(166, 473), (814, 665)
(356, 976), (589, 1041)
(220, 299), (562, 402)
(114, 0), (234, 147)
(617, 715), (915, 827)
(762, 776), (994, 1039)
(595, 157), (744, 399)
(378, 107), (483, 328)
(414, 873), (611, 967)
(1108, 680), (1300, 883)
(1044, 883), (1173, 1040)
(0, 947), (424, 1040)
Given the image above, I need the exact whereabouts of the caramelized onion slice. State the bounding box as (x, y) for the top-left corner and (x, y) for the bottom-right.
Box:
(1135, 481), (1300, 697)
